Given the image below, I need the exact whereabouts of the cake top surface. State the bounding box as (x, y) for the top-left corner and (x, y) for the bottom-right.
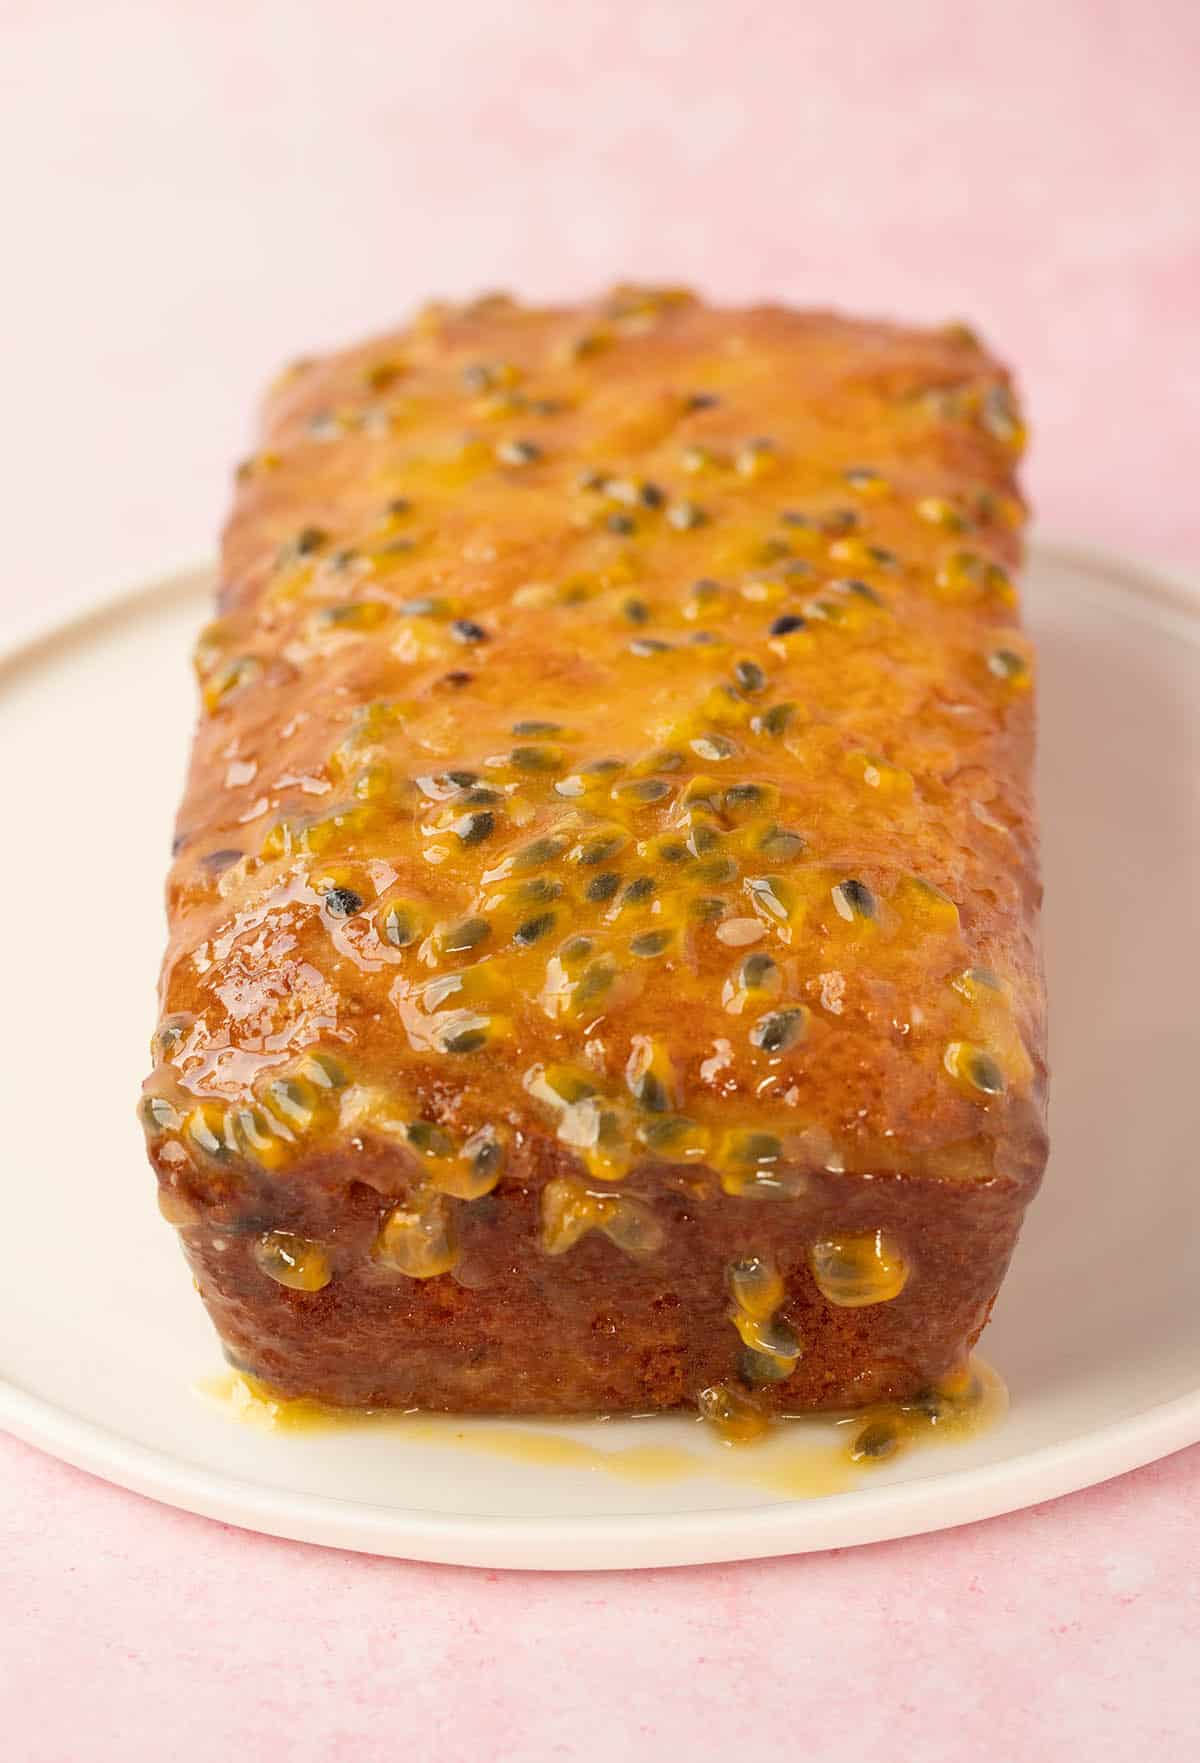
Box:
(147, 288), (1045, 1199)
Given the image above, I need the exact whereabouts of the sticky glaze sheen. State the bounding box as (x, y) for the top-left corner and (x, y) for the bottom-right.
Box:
(142, 288), (1047, 1419)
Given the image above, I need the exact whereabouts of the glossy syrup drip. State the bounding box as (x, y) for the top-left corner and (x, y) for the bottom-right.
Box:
(724, 1255), (804, 1389)
(808, 1231), (910, 1308)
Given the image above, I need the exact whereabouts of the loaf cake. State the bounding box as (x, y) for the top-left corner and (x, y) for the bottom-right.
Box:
(141, 287), (1048, 1425)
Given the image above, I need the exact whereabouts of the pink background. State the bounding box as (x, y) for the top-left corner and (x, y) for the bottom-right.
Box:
(2, 3), (1198, 1756)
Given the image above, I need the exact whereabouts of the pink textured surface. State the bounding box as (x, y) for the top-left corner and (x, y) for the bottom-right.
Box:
(4, 1434), (1199, 1761)
(3, 3), (1198, 1755)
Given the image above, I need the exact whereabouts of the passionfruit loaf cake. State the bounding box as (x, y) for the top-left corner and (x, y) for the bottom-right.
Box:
(141, 287), (1047, 1421)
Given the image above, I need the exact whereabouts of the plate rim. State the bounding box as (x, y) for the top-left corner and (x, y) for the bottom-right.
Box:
(4, 1370), (1199, 1570)
(2, 535), (1197, 1570)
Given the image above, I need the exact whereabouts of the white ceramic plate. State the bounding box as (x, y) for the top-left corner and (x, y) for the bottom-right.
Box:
(1, 542), (1197, 1570)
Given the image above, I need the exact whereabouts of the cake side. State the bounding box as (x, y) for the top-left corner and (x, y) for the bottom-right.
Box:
(172, 1147), (1040, 1414)
(143, 288), (1047, 1417)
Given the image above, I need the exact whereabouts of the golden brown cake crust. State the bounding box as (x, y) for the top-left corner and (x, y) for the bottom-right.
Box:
(143, 287), (1047, 1415)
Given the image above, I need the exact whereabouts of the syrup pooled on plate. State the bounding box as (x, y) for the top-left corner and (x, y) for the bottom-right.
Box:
(197, 1355), (1006, 1499)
